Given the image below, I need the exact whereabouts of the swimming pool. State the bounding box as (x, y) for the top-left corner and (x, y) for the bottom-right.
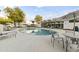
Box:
(26, 27), (56, 35)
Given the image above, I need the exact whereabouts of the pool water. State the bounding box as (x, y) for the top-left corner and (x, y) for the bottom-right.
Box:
(26, 28), (56, 35)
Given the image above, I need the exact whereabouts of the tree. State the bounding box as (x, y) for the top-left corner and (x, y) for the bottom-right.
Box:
(41, 20), (47, 27)
(14, 7), (25, 27)
(0, 18), (13, 31)
(4, 7), (25, 27)
(0, 18), (13, 25)
(34, 15), (43, 24)
(32, 21), (35, 24)
(4, 7), (16, 27)
(31, 21), (36, 27)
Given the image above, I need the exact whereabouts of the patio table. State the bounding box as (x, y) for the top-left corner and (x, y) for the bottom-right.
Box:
(64, 32), (79, 52)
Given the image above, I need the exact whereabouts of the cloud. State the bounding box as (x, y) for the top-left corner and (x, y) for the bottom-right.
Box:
(3, 6), (16, 8)
(36, 6), (44, 8)
(0, 11), (6, 17)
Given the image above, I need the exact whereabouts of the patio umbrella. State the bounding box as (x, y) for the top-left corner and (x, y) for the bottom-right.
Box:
(72, 12), (76, 35)
(63, 12), (76, 35)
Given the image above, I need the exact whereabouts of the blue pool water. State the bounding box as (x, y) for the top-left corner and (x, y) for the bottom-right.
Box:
(26, 28), (56, 35)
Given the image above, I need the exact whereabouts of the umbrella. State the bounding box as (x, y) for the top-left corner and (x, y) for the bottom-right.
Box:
(62, 12), (76, 35)
(72, 12), (76, 35)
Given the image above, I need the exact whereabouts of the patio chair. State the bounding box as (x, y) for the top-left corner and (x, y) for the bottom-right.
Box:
(0, 32), (9, 40)
(51, 33), (64, 48)
(67, 38), (79, 51)
(64, 30), (79, 51)
(7, 31), (17, 38)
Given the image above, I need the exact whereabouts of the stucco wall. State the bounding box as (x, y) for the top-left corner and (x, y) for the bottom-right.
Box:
(64, 20), (79, 29)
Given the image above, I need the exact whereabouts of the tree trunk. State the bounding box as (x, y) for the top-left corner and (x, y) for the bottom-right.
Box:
(14, 22), (16, 27)
(18, 22), (20, 28)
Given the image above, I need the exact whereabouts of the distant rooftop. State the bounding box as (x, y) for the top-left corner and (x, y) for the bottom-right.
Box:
(52, 10), (79, 21)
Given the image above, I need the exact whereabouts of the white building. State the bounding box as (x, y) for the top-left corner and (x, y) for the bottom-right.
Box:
(52, 10), (79, 30)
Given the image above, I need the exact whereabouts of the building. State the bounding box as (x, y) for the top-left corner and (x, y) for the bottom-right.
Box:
(51, 10), (79, 30)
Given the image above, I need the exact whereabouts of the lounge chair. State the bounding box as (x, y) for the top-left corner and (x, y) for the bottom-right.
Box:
(0, 30), (17, 40)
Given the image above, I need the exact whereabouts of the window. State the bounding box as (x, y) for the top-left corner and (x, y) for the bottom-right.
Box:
(69, 19), (79, 23)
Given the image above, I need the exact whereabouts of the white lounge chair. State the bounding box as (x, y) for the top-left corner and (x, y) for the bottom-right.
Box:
(0, 30), (17, 40)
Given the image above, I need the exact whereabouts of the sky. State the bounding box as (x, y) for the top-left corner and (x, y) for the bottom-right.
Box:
(20, 6), (79, 21)
(0, 6), (79, 21)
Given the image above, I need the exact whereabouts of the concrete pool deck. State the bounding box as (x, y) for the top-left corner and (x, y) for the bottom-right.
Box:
(0, 28), (79, 52)
(0, 29), (66, 52)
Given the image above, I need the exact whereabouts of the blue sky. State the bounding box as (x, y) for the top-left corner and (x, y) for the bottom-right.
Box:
(20, 6), (79, 20)
(1, 6), (79, 21)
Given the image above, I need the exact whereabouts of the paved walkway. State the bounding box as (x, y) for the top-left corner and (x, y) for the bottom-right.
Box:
(0, 31), (65, 52)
